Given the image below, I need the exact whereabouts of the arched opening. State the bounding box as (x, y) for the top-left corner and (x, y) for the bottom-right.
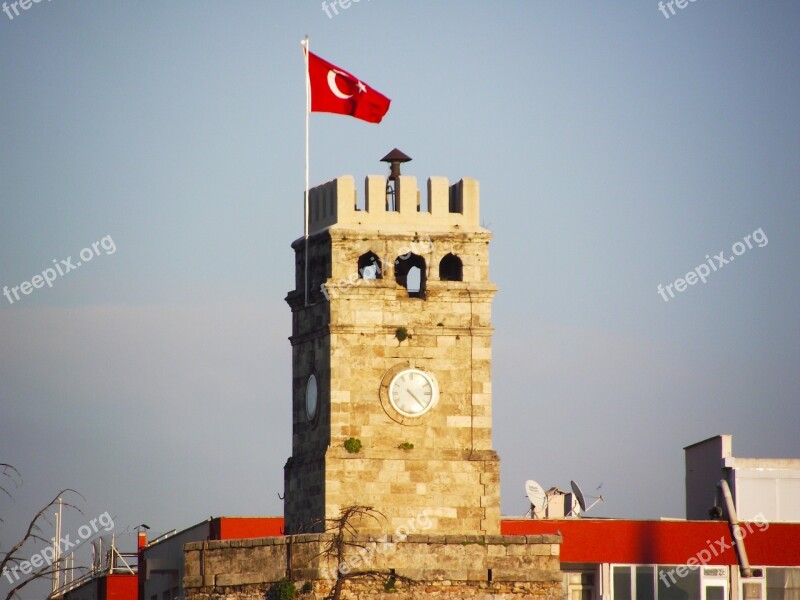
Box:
(358, 251), (382, 280)
(439, 253), (463, 281)
(395, 253), (426, 299)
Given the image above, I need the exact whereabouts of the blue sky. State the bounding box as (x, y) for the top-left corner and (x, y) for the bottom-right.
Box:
(1, 0), (799, 588)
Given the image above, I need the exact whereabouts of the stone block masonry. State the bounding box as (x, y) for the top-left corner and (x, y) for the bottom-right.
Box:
(183, 533), (562, 600)
(284, 191), (500, 535)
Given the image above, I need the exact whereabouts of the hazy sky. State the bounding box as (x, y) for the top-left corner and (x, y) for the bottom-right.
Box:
(1, 1), (799, 591)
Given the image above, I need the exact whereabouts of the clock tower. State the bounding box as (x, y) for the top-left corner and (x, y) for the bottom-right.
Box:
(284, 152), (500, 536)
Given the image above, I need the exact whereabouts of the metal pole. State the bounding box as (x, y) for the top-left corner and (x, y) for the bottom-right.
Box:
(302, 35), (311, 306)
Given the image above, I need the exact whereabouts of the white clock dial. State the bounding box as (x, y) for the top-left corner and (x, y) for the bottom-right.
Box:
(388, 369), (439, 417)
(305, 374), (318, 421)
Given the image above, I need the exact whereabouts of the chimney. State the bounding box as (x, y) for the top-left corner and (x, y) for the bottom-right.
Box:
(380, 148), (412, 211)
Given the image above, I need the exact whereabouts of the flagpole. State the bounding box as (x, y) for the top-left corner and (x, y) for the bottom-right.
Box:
(302, 35), (310, 307)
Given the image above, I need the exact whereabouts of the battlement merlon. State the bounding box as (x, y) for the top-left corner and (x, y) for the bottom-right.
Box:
(307, 175), (483, 235)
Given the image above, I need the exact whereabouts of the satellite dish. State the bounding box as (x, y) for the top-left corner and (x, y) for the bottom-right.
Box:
(570, 480), (587, 512)
(569, 479), (604, 516)
(525, 480), (547, 514)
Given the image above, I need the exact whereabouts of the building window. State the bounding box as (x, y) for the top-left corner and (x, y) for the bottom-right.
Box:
(744, 581), (764, 600)
(637, 567), (655, 600)
(613, 564), (760, 600)
(358, 251), (382, 280)
(565, 571), (596, 600)
(613, 564), (703, 600)
(657, 566), (700, 600)
(395, 253), (426, 299)
(439, 253), (463, 282)
(613, 566), (632, 600)
(767, 568), (800, 600)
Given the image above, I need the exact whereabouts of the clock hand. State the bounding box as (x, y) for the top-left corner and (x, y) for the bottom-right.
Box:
(407, 389), (425, 408)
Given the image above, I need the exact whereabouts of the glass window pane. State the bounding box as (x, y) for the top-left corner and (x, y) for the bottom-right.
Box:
(743, 582), (763, 600)
(768, 568), (800, 600)
(768, 569), (786, 600)
(707, 586), (725, 600)
(658, 566), (701, 600)
(637, 566), (655, 600)
(615, 567), (632, 600)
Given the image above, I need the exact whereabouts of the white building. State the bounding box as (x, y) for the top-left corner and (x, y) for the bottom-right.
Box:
(685, 434), (800, 522)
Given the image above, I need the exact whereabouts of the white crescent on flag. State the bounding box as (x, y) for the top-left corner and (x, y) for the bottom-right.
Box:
(327, 70), (353, 99)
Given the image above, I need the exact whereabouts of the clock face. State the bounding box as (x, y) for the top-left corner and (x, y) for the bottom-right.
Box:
(388, 369), (439, 417)
(305, 374), (318, 421)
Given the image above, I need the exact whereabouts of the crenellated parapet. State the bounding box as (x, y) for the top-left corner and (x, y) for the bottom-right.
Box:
(308, 175), (482, 234)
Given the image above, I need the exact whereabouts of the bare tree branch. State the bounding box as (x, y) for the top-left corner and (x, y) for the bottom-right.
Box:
(3, 560), (87, 600)
(0, 465), (22, 511)
(299, 506), (413, 600)
(0, 466), (86, 600)
(0, 489), (84, 578)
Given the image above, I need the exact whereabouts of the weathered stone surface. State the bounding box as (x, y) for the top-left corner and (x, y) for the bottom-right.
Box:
(182, 576), (202, 588)
(284, 176), (501, 537)
(214, 572), (272, 586)
(183, 534), (563, 600)
(185, 577), (562, 600)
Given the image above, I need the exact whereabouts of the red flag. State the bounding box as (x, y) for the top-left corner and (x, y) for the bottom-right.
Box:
(306, 51), (391, 124)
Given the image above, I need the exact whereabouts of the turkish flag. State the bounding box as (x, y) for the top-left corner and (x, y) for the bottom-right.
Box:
(306, 51), (391, 124)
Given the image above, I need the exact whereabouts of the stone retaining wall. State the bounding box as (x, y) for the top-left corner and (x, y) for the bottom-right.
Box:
(183, 533), (562, 600)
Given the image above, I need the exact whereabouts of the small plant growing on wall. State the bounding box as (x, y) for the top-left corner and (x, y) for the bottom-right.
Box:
(343, 437), (362, 454)
(398, 442), (414, 450)
(267, 578), (296, 600)
(383, 574), (398, 592)
(395, 327), (408, 343)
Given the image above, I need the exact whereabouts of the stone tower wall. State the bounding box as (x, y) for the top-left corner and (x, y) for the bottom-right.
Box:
(285, 175), (499, 536)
